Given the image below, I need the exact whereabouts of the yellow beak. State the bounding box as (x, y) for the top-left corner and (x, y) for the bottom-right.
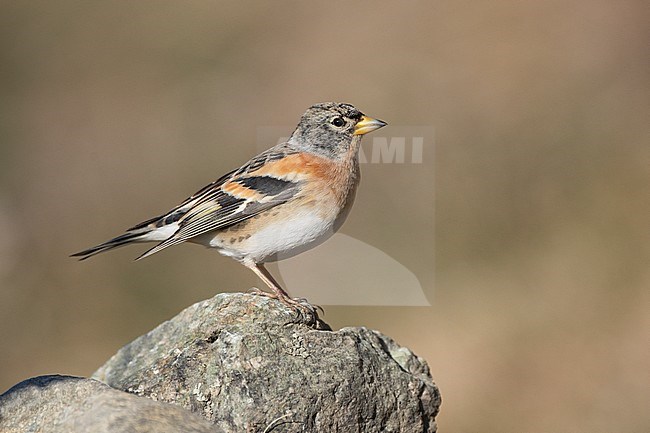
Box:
(354, 115), (387, 135)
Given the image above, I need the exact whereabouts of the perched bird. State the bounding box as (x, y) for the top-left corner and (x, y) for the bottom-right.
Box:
(72, 102), (386, 313)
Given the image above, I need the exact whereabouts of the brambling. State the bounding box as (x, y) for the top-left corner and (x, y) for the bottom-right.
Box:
(72, 102), (386, 314)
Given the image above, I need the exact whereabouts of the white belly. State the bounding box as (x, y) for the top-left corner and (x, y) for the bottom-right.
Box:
(198, 207), (340, 263)
(245, 210), (335, 262)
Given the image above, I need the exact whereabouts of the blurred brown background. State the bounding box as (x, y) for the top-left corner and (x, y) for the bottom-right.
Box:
(1, 1), (648, 431)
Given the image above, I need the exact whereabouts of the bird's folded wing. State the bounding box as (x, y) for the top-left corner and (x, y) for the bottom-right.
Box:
(136, 147), (303, 259)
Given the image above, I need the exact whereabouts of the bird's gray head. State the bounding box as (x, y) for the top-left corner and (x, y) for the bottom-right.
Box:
(289, 102), (386, 158)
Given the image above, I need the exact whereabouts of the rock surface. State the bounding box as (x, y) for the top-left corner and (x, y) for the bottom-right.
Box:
(0, 293), (441, 433)
(93, 293), (441, 432)
(0, 375), (221, 433)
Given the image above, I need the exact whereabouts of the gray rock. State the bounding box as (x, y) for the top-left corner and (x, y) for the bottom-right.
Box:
(0, 375), (221, 433)
(93, 293), (441, 432)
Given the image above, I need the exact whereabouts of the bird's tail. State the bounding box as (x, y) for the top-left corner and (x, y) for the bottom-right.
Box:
(70, 231), (150, 261)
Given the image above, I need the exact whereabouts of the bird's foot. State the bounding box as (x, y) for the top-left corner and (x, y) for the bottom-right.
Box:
(290, 297), (324, 315)
(277, 295), (324, 326)
(248, 287), (326, 328)
(248, 286), (277, 299)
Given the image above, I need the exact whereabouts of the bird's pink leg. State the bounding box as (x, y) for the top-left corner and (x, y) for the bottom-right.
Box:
(245, 262), (291, 300)
(243, 261), (319, 317)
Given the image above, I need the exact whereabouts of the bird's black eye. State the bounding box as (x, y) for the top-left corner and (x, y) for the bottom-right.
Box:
(331, 117), (345, 127)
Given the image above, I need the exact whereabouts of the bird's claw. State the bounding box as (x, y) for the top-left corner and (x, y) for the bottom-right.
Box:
(283, 298), (323, 325)
(248, 287), (323, 326)
(248, 287), (277, 298)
